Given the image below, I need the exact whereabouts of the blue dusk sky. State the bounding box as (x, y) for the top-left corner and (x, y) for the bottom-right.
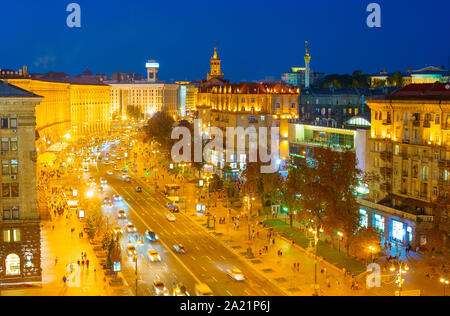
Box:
(0, 0), (449, 82)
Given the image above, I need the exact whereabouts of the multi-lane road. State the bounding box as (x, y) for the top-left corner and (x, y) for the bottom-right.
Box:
(82, 141), (285, 296)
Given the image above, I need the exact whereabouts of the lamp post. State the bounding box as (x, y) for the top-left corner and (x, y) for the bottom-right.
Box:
(440, 278), (449, 296)
(310, 227), (323, 296)
(337, 232), (343, 253)
(390, 261), (409, 296)
(368, 246), (376, 263)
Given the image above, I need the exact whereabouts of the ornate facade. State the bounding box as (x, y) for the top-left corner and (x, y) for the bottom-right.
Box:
(197, 48), (299, 171)
(0, 81), (42, 284)
(364, 83), (450, 248)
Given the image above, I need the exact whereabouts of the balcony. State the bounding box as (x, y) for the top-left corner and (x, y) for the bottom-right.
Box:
(438, 160), (449, 168)
(380, 151), (392, 161)
(413, 121), (421, 127)
(423, 121), (431, 128)
(382, 120), (392, 126)
(402, 171), (409, 178)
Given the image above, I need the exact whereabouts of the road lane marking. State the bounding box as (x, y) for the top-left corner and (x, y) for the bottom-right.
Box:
(110, 186), (203, 285)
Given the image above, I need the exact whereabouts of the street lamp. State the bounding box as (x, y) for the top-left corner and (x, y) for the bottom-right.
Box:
(390, 261), (409, 296)
(337, 232), (343, 253)
(440, 278), (449, 296)
(368, 246), (376, 263)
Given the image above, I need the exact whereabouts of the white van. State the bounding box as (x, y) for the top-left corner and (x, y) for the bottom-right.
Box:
(195, 283), (213, 296)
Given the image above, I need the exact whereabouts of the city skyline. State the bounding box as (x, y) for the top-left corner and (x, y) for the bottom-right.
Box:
(1, 0), (449, 82)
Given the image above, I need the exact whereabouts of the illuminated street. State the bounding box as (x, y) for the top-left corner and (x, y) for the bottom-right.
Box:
(0, 1), (449, 302)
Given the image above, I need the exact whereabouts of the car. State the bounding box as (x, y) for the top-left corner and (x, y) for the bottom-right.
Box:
(103, 197), (112, 204)
(117, 210), (126, 219)
(166, 214), (176, 222)
(107, 170), (113, 175)
(125, 176), (131, 183)
(97, 186), (104, 193)
(135, 186), (142, 192)
(147, 249), (161, 262)
(145, 230), (158, 242)
(153, 280), (169, 296)
(113, 195), (122, 201)
(167, 204), (180, 213)
(173, 244), (186, 254)
(100, 177), (107, 185)
(126, 245), (137, 257)
(173, 283), (190, 296)
(88, 177), (94, 182)
(195, 283), (213, 296)
(126, 224), (137, 233)
(227, 268), (246, 281)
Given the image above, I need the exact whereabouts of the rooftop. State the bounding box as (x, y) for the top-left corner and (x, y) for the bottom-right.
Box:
(0, 80), (41, 98)
(386, 83), (450, 100)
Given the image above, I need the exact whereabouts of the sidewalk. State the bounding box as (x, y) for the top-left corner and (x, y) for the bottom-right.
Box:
(2, 214), (110, 296)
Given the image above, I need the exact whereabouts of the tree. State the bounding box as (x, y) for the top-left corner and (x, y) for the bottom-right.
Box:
(107, 237), (121, 269)
(144, 111), (175, 153)
(349, 227), (382, 260)
(387, 72), (403, 87)
(126, 105), (142, 120)
(421, 186), (450, 274)
(86, 207), (104, 239)
(294, 148), (361, 253)
(280, 166), (305, 227)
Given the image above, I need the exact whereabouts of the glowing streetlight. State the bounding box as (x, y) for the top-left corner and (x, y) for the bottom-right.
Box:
(440, 278), (449, 296)
(86, 190), (94, 198)
(337, 232), (344, 253)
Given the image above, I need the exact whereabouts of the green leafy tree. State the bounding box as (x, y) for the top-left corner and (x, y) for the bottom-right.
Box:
(144, 111), (175, 153)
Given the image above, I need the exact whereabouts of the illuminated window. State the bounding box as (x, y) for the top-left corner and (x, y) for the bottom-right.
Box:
(3, 229), (11, 242)
(10, 138), (18, 151)
(373, 214), (385, 232)
(359, 209), (368, 228)
(11, 160), (18, 174)
(5, 253), (20, 276)
(13, 229), (21, 242)
(392, 220), (405, 241)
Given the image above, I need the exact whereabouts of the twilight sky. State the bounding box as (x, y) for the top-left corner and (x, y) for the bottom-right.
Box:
(1, 0), (449, 82)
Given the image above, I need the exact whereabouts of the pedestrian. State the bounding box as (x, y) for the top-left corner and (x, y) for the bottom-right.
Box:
(77, 260), (80, 266)
(86, 259), (90, 269)
(63, 276), (67, 285)
(55, 257), (58, 265)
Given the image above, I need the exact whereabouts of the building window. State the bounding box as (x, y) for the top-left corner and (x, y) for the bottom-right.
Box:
(10, 138), (18, 151)
(1, 138), (9, 151)
(359, 209), (368, 228)
(435, 114), (440, 125)
(5, 254), (20, 276)
(3, 230), (11, 242)
(392, 220), (406, 242)
(12, 207), (19, 219)
(10, 117), (17, 128)
(11, 160), (18, 174)
(1, 118), (8, 129)
(373, 214), (385, 232)
(291, 103), (296, 109)
(276, 103), (280, 109)
(13, 229), (21, 242)
(2, 183), (10, 197)
(11, 183), (19, 197)
(2, 160), (9, 175)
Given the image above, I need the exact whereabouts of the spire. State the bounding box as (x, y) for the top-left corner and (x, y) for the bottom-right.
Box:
(213, 46), (218, 59)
